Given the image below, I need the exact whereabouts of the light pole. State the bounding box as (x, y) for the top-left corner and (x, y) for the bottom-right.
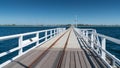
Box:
(75, 15), (78, 28)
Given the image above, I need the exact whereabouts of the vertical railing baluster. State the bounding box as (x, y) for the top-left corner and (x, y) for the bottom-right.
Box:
(85, 31), (88, 42)
(57, 28), (60, 34)
(55, 28), (57, 35)
(101, 37), (106, 60)
(83, 30), (85, 36)
(36, 32), (39, 46)
(96, 40), (99, 54)
(86, 31), (88, 37)
(91, 33), (94, 48)
(19, 35), (23, 55)
(56, 29), (57, 35)
(54, 29), (55, 36)
(50, 29), (52, 38)
(45, 30), (47, 41)
(56, 28), (58, 35)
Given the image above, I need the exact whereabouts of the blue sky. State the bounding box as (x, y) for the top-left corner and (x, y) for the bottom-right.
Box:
(0, 0), (120, 25)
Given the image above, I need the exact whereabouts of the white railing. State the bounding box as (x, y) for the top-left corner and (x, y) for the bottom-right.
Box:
(0, 28), (66, 67)
(74, 28), (120, 68)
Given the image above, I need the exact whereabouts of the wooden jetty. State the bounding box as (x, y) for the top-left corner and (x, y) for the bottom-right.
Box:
(0, 27), (120, 68)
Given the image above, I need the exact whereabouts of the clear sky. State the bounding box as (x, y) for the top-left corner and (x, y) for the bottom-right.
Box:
(0, 0), (120, 25)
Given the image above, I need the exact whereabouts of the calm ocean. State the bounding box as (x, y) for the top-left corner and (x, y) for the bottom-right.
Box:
(0, 26), (120, 64)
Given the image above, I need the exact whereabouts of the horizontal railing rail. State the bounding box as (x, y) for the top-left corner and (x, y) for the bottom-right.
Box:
(97, 33), (120, 45)
(74, 28), (120, 68)
(0, 28), (66, 67)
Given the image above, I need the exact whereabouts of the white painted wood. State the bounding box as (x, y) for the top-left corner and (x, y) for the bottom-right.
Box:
(36, 32), (39, 46)
(45, 30), (47, 41)
(97, 33), (120, 45)
(85, 31), (88, 42)
(101, 37), (106, 60)
(50, 29), (52, 38)
(91, 34), (94, 48)
(19, 35), (23, 55)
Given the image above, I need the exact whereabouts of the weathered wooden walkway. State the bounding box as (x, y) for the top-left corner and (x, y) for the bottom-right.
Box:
(3, 28), (109, 68)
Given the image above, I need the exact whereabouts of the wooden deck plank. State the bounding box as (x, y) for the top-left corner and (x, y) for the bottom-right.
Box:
(70, 51), (75, 68)
(3, 49), (38, 68)
(81, 51), (91, 68)
(66, 29), (81, 49)
(78, 51), (87, 68)
(75, 51), (82, 68)
(52, 29), (70, 48)
(10, 50), (43, 68)
(3, 50), (42, 68)
(33, 50), (53, 68)
(60, 51), (67, 68)
(35, 51), (60, 68)
(64, 51), (70, 68)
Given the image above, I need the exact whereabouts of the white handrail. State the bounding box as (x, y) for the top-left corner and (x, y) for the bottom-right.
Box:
(97, 33), (120, 45)
(0, 28), (66, 67)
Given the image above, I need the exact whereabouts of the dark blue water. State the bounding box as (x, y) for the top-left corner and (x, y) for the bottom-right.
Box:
(0, 26), (120, 64)
(0, 27), (59, 37)
(79, 27), (120, 60)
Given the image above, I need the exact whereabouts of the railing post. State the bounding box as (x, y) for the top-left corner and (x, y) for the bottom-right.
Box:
(19, 35), (23, 55)
(54, 29), (55, 36)
(56, 28), (58, 35)
(91, 34), (94, 48)
(101, 37), (106, 60)
(50, 29), (52, 38)
(96, 40), (100, 55)
(85, 31), (88, 42)
(45, 30), (47, 41)
(57, 28), (59, 33)
(86, 31), (88, 37)
(36, 32), (39, 46)
(83, 30), (85, 36)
